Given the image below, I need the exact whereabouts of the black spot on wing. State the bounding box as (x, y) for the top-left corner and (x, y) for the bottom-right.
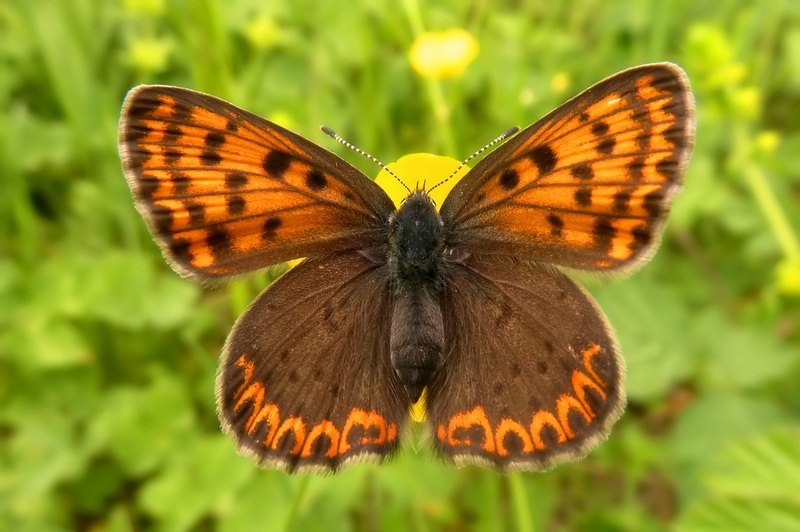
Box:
(574, 187), (592, 207)
(591, 121), (610, 136)
(262, 217), (282, 239)
(163, 124), (182, 143)
(201, 134), (223, 166)
(596, 137), (616, 155)
(499, 168), (520, 190)
(628, 158), (645, 180)
(227, 195), (246, 215)
(305, 169), (327, 191)
(263, 150), (292, 179)
(593, 217), (615, 253)
(547, 214), (564, 237)
(571, 164), (594, 181)
(186, 200), (205, 226)
(226, 171), (247, 189)
(613, 190), (632, 213)
(528, 145), (557, 175)
(643, 190), (663, 218)
(208, 228), (232, 256)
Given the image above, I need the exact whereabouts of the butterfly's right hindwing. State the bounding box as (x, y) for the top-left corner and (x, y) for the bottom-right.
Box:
(428, 254), (624, 471)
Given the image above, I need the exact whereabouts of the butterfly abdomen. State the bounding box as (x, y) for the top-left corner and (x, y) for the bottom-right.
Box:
(388, 192), (447, 401)
(390, 288), (444, 402)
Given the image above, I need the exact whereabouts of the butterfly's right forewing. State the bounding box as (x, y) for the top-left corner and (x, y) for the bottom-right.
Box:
(441, 63), (694, 273)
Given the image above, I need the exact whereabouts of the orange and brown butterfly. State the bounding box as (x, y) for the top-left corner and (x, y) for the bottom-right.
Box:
(118, 63), (694, 473)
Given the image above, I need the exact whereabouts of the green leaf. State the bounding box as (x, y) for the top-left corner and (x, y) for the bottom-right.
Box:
(669, 393), (788, 465)
(137, 435), (255, 532)
(218, 473), (294, 532)
(14, 319), (91, 369)
(698, 310), (799, 389)
(87, 373), (197, 476)
(85, 251), (197, 330)
(676, 427), (800, 531)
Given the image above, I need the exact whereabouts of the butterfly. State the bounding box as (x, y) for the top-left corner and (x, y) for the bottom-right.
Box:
(119, 63), (694, 473)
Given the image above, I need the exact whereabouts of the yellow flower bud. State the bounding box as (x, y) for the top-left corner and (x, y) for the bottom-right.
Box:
(777, 259), (800, 296)
(409, 29), (479, 80)
(128, 36), (170, 74)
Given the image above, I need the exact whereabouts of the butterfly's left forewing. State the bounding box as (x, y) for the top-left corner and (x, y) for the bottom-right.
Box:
(441, 63), (695, 272)
(119, 86), (394, 280)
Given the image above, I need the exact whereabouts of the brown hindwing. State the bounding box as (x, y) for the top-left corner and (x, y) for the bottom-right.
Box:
(428, 254), (624, 471)
(217, 251), (409, 472)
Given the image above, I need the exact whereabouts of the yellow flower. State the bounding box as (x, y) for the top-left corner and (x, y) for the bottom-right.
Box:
(375, 153), (469, 207)
(123, 0), (165, 15)
(410, 388), (427, 422)
(128, 36), (171, 74)
(245, 14), (282, 51)
(777, 259), (800, 296)
(755, 130), (780, 156)
(550, 72), (571, 94)
(409, 29), (479, 80)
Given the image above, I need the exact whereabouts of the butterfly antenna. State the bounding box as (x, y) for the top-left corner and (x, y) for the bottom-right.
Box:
(428, 126), (520, 194)
(321, 126), (411, 194)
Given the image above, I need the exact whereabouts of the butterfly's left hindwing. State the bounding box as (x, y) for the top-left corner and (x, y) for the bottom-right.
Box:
(428, 254), (624, 471)
(217, 251), (410, 473)
(119, 86), (394, 280)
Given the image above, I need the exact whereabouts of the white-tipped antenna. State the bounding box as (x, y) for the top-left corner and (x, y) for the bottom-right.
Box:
(427, 126), (520, 194)
(321, 126), (411, 194)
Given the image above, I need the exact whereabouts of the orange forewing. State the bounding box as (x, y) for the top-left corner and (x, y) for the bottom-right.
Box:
(441, 63), (694, 272)
(119, 86), (394, 279)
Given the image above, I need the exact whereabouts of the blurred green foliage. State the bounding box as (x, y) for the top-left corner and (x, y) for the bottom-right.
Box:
(2, 0), (799, 530)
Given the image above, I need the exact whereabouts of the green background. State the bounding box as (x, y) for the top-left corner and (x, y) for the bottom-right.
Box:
(2, 0), (800, 530)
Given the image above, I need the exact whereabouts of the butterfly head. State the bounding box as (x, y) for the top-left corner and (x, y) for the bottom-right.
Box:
(388, 190), (446, 290)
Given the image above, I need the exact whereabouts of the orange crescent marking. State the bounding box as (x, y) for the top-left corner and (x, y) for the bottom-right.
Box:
(572, 369), (606, 417)
(530, 410), (567, 450)
(248, 402), (280, 446)
(495, 418), (534, 456)
(234, 382), (264, 433)
(556, 394), (593, 439)
(301, 420), (340, 459)
(387, 423), (397, 443)
(339, 409), (387, 454)
(437, 423), (446, 442)
(447, 406), (495, 453)
(271, 417), (306, 455)
(234, 355), (255, 399)
(581, 343), (606, 387)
